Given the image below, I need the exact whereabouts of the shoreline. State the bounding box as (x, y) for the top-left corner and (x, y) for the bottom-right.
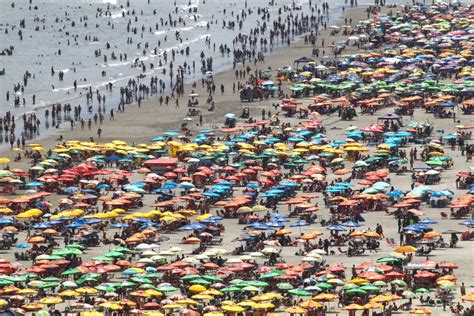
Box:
(0, 5), (371, 157)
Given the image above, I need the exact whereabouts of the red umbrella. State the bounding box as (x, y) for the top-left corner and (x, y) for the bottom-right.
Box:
(414, 271), (436, 278)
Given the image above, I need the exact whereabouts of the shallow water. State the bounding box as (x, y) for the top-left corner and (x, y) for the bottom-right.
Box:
(0, 0), (410, 140)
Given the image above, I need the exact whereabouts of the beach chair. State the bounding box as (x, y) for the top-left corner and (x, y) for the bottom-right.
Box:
(386, 238), (396, 246)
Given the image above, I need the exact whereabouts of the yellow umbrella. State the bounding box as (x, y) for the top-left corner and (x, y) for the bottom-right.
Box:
(58, 290), (80, 297)
(99, 302), (123, 310)
(222, 305), (245, 312)
(461, 293), (474, 302)
(343, 304), (365, 310)
(162, 304), (183, 310)
(81, 312), (104, 316)
(254, 302), (275, 309)
(188, 285), (207, 293)
(285, 306), (307, 314)
(191, 294), (213, 300)
(0, 158), (10, 164)
(39, 296), (64, 305)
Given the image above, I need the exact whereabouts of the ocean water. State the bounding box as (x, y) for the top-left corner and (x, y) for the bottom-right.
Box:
(0, 0), (410, 137)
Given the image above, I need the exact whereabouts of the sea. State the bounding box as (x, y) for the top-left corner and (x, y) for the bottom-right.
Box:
(0, 0), (412, 140)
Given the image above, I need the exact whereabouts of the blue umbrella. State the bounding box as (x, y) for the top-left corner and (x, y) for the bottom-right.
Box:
(265, 221), (284, 228)
(15, 243), (29, 249)
(178, 182), (195, 189)
(418, 218), (438, 225)
(290, 220), (309, 227)
(247, 223), (272, 230)
(326, 225), (347, 231)
(64, 187), (79, 194)
(97, 184), (110, 189)
(387, 190), (405, 197)
(341, 220), (361, 228)
(162, 182), (177, 190)
(25, 182), (44, 187)
(32, 223), (51, 230)
(0, 218), (13, 225)
(111, 223), (129, 228)
(459, 220), (474, 227)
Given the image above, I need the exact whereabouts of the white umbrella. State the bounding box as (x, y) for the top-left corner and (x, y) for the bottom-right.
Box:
(138, 258), (154, 263)
(182, 257), (199, 264)
(261, 247), (280, 254)
(169, 247), (183, 253)
(158, 250), (175, 256)
(195, 254), (210, 260)
(135, 243), (160, 250)
(308, 249), (327, 255)
(62, 281), (78, 288)
(426, 170), (440, 175)
(302, 256), (321, 262)
(226, 258), (243, 264)
(240, 255), (253, 261)
(141, 250), (158, 257)
(150, 255), (166, 261)
(249, 252), (265, 257)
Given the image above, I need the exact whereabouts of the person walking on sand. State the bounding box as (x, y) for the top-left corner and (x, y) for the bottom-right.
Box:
(97, 127), (102, 139)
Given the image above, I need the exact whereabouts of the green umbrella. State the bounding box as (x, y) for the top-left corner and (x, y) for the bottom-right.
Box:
(439, 283), (456, 290)
(342, 284), (358, 290)
(42, 277), (61, 283)
(5, 275), (28, 283)
(66, 243), (86, 250)
(35, 311), (50, 316)
(60, 269), (82, 276)
(229, 279), (245, 285)
(37, 282), (60, 289)
(112, 247), (133, 253)
(376, 257), (400, 263)
(317, 283), (333, 290)
(372, 281), (386, 287)
(345, 288), (367, 295)
(391, 280), (407, 287)
(202, 275), (223, 282)
(95, 284), (116, 292)
(220, 287), (241, 293)
(180, 274), (201, 281)
(288, 289), (312, 296)
(131, 277), (153, 284)
(402, 290), (416, 298)
(247, 281), (269, 287)
(415, 288), (430, 293)
(0, 279), (14, 286)
(259, 270), (285, 280)
(360, 284), (380, 292)
(116, 281), (136, 288)
(155, 285), (178, 292)
(277, 283), (294, 290)
(104, 252), (125, 258)
(53, 248), (82, 256)
(190, 279), (211, 285)
(92, 256), (114, 262)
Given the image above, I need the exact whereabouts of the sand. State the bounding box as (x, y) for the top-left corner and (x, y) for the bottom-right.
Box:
(0, 5), (473, 316)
